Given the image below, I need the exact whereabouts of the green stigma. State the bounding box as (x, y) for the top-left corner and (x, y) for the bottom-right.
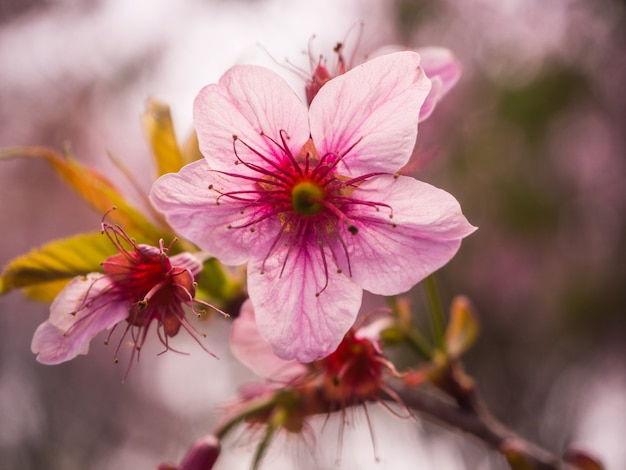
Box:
(291, 180), (324, 216)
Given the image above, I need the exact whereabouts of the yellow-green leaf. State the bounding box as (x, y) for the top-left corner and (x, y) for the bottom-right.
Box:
(0, 231), (115, 300)
(143, 99), (185, 176)
(0, 146), (160, 238)
(22, 280), (79, 303)
(195, 258), (244, 309)
(444, 296), (479, 358)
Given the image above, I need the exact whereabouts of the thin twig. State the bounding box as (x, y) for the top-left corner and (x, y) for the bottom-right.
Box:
(385, 363), (577, 470)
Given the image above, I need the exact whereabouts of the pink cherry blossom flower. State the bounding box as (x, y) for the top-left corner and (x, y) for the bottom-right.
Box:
(150, 51), (475, 362)
(31, 222), (220, 368)
(231, 299), (396, 403)
(304, 41), (461, 122)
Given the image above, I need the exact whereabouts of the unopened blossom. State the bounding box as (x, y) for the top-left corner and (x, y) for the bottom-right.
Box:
(158, 434), (220, 470)
(31, 222), (219, 366)
(150, 51), (475, 362)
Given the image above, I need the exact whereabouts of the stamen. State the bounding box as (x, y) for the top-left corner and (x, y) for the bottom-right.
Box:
(211, 169), (286, 188)
(314, 228), (330, 297)
(233, 135), (296, 182)
(333, 229), (353, 278)
(362, 403), (381, 463)
(278, 218), (308, 278)
(219, 127), (402, 299)
(260, 213), (297, 275)
(312, 137), (363, 178)
(228, 207), (286, 230)
(331, 195), (394, 219)
(260, 129), (303, 178)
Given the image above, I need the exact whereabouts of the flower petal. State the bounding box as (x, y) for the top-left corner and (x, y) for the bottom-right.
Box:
(247, 239), (363, 363)
(417, 47), (462, 99)
(230, 299), (306, 380)
(194, 65), (310, 176)
(417, 77), (443, 123)
(309, 51), (431, 176)
(150, 160), (280, 265)
(337, 174), (476, 295)
(31, 273), (128, 364)
(416, 47), (462, 122)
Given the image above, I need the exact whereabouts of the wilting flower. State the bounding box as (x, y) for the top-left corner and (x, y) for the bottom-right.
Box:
(31, 222), (220, 367)
(219, 300), (404, 467)
(150, 51), (475, 362)
(231, 300), (396, 406)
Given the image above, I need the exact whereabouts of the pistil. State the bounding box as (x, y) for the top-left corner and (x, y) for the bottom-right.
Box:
(291, 180), (324, 215)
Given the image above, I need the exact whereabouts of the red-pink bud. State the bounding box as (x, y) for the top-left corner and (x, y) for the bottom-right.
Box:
(177, 435), (221, 470)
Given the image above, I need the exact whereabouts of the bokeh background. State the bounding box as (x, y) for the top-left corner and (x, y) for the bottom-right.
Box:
(1, 0), (625, 469)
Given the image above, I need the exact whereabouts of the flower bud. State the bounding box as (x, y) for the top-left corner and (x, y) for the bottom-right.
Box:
(170, 435), (221, 470)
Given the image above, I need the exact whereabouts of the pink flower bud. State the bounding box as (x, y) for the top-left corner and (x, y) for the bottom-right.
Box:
(177, 435), (221, 470)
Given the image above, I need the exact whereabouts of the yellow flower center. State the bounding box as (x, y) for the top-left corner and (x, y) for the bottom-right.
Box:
(291, 180), (324, 216)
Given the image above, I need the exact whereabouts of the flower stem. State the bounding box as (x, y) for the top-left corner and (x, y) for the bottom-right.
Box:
(214, 396), (277, 440)
(423, 274), (446, 350)
(406, 329), (434, 361)
(385, 295), (433, 360)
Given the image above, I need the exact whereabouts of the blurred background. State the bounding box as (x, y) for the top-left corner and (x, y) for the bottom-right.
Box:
(1, 0), (625, 469)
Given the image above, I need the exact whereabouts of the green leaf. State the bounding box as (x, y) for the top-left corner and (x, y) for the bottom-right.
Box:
(0, 146), (161, 239)
(23, 280), (79, 303)
(195, 258), (244, 307)
(143, 99), (185, 176)
(0, 231), (115, 300)
(444, 296), (479, 358)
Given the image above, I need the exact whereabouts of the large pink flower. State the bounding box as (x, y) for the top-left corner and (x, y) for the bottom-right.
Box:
(150, 51), (475, 362)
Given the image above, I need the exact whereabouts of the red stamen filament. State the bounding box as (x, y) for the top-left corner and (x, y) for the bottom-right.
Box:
(208, 131), (398, 292)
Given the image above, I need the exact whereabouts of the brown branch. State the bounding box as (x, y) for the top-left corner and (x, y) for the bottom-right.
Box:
(385, 362), (600, 470)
